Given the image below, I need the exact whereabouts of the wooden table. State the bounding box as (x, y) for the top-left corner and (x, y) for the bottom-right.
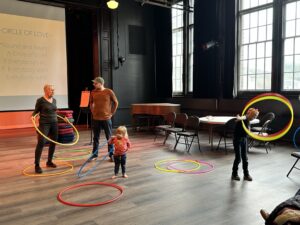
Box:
(131, 103), (180, 130)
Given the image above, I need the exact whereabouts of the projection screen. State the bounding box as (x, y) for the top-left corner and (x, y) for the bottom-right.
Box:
(0, 0), (68, 111)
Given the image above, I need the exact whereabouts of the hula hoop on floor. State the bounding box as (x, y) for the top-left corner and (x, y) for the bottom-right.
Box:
(22, 161), (73, 177)
(54, 148), (91, 161)
(241, 93), (294, 142)
(168, 160), (214, 174)
(32, 114), (80, 146)
(154, 159), (201, 173)
(77, 141), (110, 178)
(57, 182), (124, 207)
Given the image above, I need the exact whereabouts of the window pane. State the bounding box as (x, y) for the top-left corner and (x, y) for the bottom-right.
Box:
(257, 42), (265, 58)
(284, 38), (294, 55)
(248, 59), (256, 74)
(265, 57), (272, 73)
(250, 0), (259, 8)
(240, 45), (249, 59)
(250, 12), (258, 28)
(257, 58), (265, 73)
(265, 74), (271, 90)
(239, 75), (248, 90)
(241, 14), (250, 29)
(266, 41), (272, 57)
(295, 55), (300, 72)
(240, 60), (248, 75)
(284, 55), (294, 72)
(249, 44), (256, 58)
(258, 10), (267, 26)
(295, 72), (300, 89)
(286, 20), (296, 37)
(240, 0), (250, 10)
(297, 19), (300, 36)
(267, 25), (273, 40)
(284, 73), (293, 89)
(267, 8), (273, 24)
(286, 2), (296, 21)
(250, 28), (258, 42)
(248, 75), (256, 89)
(258, 26), (267, 41)
(256, 75), (264, 89)
(242, 29), (250, 43)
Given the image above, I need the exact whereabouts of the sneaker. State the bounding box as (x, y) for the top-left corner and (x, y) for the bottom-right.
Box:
(109, 157), (114, 162)
(46, 162), (57, 168)
(244, 174), (253, 181)
(260, 209), (269, 220)
(122, 174), (128, 178)
(231, 174), (240, 181)
(35, 166), (43, 174)
(112, 175), (117, 179)
(88, 155), (98, 162)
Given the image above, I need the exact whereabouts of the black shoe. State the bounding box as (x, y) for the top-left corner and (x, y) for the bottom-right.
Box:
(231, 174), (240, 181)
(35, 166), (43, 174)
(46, 162), (57, 168)
(244, 174), (253, 181)
(88, 155), (98, 162)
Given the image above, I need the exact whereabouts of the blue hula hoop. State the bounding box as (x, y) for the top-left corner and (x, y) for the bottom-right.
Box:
(77, 141), (113, 178)
(293, 126), (300, 151)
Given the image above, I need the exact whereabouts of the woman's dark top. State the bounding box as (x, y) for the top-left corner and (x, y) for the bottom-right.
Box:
(32, 97), (57, 124)
(234, 119), (249, 140)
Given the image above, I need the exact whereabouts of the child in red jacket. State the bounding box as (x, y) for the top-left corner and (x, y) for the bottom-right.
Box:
(109, 126), (131, 179)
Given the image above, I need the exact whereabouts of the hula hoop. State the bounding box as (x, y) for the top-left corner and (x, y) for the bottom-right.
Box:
(241, 93), (294, 142)
(168, 160), (214, 174)
(166, 160), (202, 173)
(293, 126), (300, 151)
(154, 159), (201, 173)
(23, 161), (73, 177)
(77, 142), (110, 178)
(54, 148), (91, 161)
(32, 114), (79, 146)
(57, 182), (123, 207)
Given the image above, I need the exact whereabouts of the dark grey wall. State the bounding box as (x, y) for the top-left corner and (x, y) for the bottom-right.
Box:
(111, 0), (156, 126)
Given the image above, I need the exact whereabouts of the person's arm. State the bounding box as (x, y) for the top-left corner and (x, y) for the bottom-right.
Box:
(32, 99), (41, 117)
(110, 91), (118, 115)
(126, 138), (131, 149)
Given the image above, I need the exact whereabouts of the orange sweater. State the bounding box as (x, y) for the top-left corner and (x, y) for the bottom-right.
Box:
(109, 136), (131, 156)
(90, 88), (118, 120)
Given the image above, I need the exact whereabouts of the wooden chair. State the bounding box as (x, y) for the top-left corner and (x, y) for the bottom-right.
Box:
(287, 152), (300, 177)
(173, 116), (201, 153)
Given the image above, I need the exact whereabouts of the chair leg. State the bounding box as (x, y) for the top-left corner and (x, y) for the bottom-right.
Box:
(173, 135), (180, 150)
(163, 132), (169, 144)
(216, 136), (223, 151)
(224, 137), (227, 154)
(187, 136), (195, 153)
(197, 135), (201, 152)
(287, 158), (300, 177)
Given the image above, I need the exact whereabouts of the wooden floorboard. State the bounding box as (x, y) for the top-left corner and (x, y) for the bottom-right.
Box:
(0, 127), (299, 225)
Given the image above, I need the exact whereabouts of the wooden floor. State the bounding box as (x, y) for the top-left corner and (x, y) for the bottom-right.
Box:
(0, 127), (299, 225)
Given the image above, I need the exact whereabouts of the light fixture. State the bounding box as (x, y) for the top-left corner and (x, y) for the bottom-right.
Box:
(107, 0), (119, 9)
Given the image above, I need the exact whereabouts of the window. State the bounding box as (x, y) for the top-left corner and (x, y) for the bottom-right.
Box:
(237, 0), (273, 91)
(172, 3), (183, 93)
(283, 1), (300, 90)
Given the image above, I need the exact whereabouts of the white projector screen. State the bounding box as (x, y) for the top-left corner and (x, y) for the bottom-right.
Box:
(0, 0), (68, 111)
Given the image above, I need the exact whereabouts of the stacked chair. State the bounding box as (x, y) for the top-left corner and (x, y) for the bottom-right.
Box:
(57, 110), (75, 144)
(154, 112), (176, 141)
(163, 113), (188, 144)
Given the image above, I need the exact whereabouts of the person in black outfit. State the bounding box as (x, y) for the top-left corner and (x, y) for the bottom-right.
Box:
(232, 107), (259, 181)
(32, 84), (58, 174)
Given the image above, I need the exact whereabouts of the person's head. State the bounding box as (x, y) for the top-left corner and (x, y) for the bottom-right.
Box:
(44, 84), (54, 98)
(92, 77), (105, 89)
(246, 108), (259, 121)
(115, 126), (128, 139)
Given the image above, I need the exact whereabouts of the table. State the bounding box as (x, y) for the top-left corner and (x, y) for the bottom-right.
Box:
(131, 103), (180, 130)
(199, 116), (260, 150)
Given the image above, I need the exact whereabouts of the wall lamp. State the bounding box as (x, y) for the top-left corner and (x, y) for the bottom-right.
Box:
(107, 0), (119, 9)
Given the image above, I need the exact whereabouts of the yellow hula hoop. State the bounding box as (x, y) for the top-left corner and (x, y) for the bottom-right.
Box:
(154, 159), (201, 173)
(22, 161), (74, 177)
(32, 114), (80, 146)
(241, 93), (294, 142)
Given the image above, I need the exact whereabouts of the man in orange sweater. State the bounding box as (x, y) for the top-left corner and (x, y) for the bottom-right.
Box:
(90, 77), (119, 161)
